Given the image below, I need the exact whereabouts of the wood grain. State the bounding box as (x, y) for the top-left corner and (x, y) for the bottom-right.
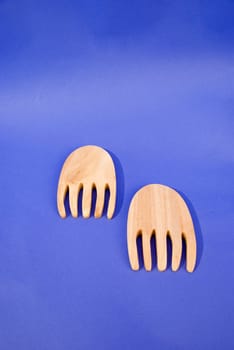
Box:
(127, 184), (197, 272)
(57, 145), (116, 219)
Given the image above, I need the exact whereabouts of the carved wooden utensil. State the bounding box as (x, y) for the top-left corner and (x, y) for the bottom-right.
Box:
(57, 145), (116, 219)
(127, 184), (197, 272)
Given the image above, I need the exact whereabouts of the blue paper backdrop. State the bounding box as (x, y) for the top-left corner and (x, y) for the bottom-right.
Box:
(0, 1), (234, 349)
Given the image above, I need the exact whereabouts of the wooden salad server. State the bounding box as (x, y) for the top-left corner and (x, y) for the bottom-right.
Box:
(127, 184), (197, 272)
(57, 145), (116, 219)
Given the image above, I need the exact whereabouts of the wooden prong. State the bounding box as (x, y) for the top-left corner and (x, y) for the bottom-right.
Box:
(156, 230), (167, 272)
(142, 234), (152, 271)
(94, 184), (105, 218)
(57, 181), (68, 218)
(127, 231), (140, 271)
(82, 184), (92, 218)
(183, 230), (197, 273)
(69, 184), (80, 218)
(171, 233), (182, 272)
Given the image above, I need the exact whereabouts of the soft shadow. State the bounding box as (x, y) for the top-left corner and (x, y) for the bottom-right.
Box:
(106, 149), (125, 217)
(166, 234), (172, 270)
(64, 188), (70, 217)
(177, 190), (204, 269)
(136, 234), (144, 269)
(102, 187), (110, 217)
(150, 234), (157, 269)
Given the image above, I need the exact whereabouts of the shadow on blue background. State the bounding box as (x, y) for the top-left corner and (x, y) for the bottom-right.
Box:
(178, 190), (204, 269)
(107, 150), (125, 217)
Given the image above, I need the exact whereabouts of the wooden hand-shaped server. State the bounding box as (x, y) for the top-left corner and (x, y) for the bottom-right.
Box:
(57, 145), (116, 219)
(127, 184), (197, 272)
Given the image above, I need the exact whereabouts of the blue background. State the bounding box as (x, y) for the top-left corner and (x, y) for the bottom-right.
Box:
(1, 1), (234, 349)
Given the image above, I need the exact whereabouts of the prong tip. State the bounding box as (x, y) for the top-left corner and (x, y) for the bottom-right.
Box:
(130, 264), (140, 271)
(158, 266), (167, 272)
(186, 266), (195, 273)
(145, 267), (152, 272)
(71, 214), (78, 219)
(83, 214), (90, 219)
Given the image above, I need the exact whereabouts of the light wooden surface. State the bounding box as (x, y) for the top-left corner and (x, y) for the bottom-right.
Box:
(57, 145), (116, 219)
(127, 184), (197, 272)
